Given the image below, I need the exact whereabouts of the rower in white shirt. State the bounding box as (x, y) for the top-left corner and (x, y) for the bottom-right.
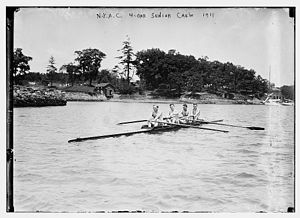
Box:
(167, 103), (179, 123)
(190, 103), (201, 121)
(147, 105), (163, 127)
(179, 103), (189, 123)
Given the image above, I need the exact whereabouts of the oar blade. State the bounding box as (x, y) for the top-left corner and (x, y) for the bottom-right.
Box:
(246, 126), (265, 130)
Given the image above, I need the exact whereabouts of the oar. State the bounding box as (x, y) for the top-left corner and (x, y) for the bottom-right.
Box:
(199, 119), (223, 124)
(68, 128), (152, 143)
(204, 122), (265, 130)
(118, 117), (173, 125)
(117, 119), (148, 125)
(178, 118), (223, 124)
(157, 121), (229, 133)
(118, 118), (224, 125)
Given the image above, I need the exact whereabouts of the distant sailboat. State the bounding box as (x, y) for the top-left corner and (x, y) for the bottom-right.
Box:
(263, 66), (282, 106)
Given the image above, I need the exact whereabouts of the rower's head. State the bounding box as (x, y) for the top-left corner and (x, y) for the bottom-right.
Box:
(169, 103), (175, 111)
(183, 104), (188, 110)
(193, 103), (198, 109)
(153, 105), (159, 112)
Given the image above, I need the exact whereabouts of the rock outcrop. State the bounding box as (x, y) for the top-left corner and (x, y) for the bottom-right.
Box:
(13, 86), (67, 107)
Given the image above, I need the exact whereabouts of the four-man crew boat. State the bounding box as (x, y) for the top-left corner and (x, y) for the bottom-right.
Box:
(68, 119), (226, 143)
(68, 103), (265, 143)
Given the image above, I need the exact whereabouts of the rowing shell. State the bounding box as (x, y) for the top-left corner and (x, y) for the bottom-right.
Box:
(68, 124), (191, 143)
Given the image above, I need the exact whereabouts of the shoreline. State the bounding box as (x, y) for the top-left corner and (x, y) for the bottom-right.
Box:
(13, 85), (264, 107)
(81, 97), (263, 105)
(105, 94), (263, 105)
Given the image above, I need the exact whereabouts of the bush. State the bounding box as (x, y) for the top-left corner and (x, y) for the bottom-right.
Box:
(118, 83), (136, 95)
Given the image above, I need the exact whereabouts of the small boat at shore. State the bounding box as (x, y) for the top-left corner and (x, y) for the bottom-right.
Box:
(264, 99), (282, 106)
(280, 100), (294, 106)
(281, 102), (294, 106)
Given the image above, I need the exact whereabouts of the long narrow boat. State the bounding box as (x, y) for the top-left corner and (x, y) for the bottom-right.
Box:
(68, 122), (200, 143)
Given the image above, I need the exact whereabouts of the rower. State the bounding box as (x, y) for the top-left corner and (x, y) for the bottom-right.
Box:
(190, 103), (201, 122)
(179, 104), (189, 123)
(167, 103), (179, 123)
(148, 105), (163, 127)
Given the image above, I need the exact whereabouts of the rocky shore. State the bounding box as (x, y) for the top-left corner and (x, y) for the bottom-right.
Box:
(13, 86), (107, 107)
(64, 92), (106, 101)
(14, 86), (67, 107)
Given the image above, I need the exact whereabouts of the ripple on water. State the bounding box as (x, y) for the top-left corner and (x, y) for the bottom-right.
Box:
(13, 102), (294, 212)
(237, 148), (258, 154)
(235, 172), (257, 179)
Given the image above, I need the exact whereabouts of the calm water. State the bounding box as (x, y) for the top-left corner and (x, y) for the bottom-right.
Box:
(14, 102), (294, 212)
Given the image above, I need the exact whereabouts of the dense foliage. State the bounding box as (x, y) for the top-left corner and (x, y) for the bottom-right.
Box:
(60, 63), (79, 86)
(14, 44), (285, 99)
(135, 48), (269, 97)
(13, 48), (32, 84)
(74, 48), (106, 86)
(281, 85), (294, 100)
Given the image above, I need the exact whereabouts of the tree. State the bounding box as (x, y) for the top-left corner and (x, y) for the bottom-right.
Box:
(281, 85), (294, 100)
(167, 71), (184, 95)
(13, 48), (32, 84)
(116, 36), (136, 85)
(46, 56), (57, 86)
(136, 48), (270, 97)
(60, 63), (79, 86)
(98, 69), (112, 83)
(136, 48), (167, 89)
(75, 48), (106, 86)
(183, 66), (204, 93)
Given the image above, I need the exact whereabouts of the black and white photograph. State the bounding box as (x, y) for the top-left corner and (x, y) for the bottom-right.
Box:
(3, 1), (297, 214)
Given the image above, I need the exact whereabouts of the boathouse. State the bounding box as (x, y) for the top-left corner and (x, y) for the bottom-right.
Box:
(269, 87), (283, 100)
(95, 83), (115, 98)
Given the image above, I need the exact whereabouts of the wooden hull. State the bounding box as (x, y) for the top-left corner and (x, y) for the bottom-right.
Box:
(68, 120), (230, 143)
(68, 123), (196, 143)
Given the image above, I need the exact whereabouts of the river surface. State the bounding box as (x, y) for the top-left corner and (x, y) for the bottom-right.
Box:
(13, 102), (294, 212)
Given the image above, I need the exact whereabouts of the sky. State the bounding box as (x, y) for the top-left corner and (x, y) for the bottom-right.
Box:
(14, 7), (295, 86)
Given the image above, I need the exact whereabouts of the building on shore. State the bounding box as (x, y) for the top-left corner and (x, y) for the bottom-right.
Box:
(63, 83), (115, 98)
(268, 87), (283, 100)
(94, 83), (115, 98)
